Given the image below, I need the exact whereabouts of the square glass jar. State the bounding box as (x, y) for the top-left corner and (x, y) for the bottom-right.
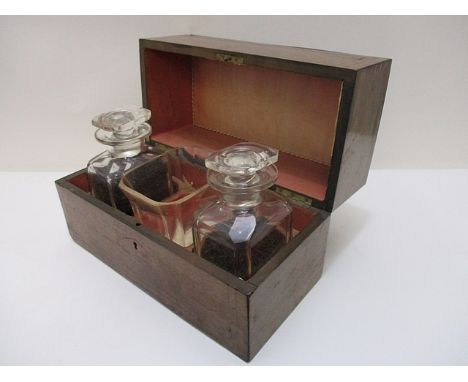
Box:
(119, 148), (217, 248)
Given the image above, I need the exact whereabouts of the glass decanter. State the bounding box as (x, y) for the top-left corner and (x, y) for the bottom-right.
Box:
(193, 143), (292, 280)
(87, 107), (158, 215)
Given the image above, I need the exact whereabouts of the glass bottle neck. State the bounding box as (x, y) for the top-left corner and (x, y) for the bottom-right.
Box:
(222, 191), (262, 210)
(107, 140), (144, 158)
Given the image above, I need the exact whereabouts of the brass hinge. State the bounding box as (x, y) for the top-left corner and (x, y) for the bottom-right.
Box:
(271, 185), (314, 209)
(215, 53), (244, 65)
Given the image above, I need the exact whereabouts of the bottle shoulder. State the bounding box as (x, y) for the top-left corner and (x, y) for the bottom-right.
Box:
(87, 150), (157, 180)
(195, 200), (233, 226)
(257, 195), (292, 221)
(195, 191), (292, 229)
(87, 150), (111, 167)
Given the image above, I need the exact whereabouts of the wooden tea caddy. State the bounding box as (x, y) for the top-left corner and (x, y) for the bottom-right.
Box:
(56, 35), (391, 361)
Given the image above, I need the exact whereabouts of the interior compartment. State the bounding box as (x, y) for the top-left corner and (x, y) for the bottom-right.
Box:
(64, 47), (337, 274)
(144, 49), (343, 201)
(67, 171), (318, 239)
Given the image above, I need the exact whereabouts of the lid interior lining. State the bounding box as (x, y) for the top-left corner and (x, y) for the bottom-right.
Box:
(144, 48), (342, 202)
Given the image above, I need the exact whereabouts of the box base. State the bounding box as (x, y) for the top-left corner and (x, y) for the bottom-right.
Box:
(56, 170), (330, 361)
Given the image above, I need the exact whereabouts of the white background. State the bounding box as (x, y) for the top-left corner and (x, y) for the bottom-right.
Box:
(1, 16), (468, 366)
(0, 16), (467, 171)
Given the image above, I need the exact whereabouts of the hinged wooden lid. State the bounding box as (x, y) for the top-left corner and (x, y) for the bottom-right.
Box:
(139, 35), (391, 212)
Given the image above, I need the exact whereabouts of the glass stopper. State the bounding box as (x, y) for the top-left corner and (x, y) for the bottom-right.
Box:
(92, 107), (152, 145)
(205, 142), (278, 176)
(205, 142), (279, 194)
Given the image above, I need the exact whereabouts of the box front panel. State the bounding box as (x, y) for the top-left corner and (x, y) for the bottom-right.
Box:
(56, 179), (252, 360)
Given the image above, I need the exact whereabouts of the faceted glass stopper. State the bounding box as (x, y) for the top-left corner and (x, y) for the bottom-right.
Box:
(205, 142), (279, 194)
(205, 142), (278, 176)
(93, 107), (152, 145)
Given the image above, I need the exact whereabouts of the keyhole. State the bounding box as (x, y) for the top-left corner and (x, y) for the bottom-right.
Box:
(133, 241), (138, 250)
